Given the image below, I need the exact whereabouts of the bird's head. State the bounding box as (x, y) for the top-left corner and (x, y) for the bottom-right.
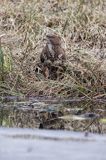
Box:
(46, 34), (61, 45)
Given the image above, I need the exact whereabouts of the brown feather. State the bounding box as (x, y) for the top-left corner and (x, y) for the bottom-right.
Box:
(40, 34), (66, 79)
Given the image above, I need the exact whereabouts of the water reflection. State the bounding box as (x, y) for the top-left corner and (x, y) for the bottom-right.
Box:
(0, 96), (106, 133)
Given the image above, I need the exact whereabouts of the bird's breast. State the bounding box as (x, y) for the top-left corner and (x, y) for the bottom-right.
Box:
(47, 43), (55, 58)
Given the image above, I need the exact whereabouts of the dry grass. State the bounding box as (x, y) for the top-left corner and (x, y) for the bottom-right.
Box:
(0, 0), (106, 98)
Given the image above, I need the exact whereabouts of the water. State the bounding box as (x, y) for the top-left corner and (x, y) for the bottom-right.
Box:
(0, 96), (106, 133)
(0, 96), (106, 160)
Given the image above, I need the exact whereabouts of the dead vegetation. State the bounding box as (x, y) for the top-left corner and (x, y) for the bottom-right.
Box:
(0, 0), (106, 98)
